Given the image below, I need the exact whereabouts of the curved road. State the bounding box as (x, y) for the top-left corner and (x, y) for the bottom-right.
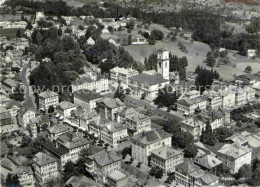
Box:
(20, 63), (36, 109)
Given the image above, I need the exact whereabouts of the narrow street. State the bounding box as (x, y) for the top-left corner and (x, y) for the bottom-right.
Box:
(20, 63), (36, 109)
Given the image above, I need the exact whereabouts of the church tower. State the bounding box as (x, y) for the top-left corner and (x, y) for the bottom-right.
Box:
(157, 49), (169, 80)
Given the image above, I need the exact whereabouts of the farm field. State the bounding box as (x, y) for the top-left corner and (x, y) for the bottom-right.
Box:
(0, 28), (24, 38)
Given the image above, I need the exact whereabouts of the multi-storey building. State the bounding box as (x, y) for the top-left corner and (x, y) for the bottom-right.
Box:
(71, 75), (109, 93)
(177, 90), (207, 115)
(19, 107), (36, 128)
(180, 109), (230, 139)
(131, 129), (172, 165)
(33, 152), (59, 183)
(39, 90), (59, 110)
(128, 49), (170, 101)
(217, 88), (236, 109)
(88, 121), (128, 148)
(96, 97), (125, 121)
(56, 132), (89, 164)
(73, 89), (102, 111)
(17, 166), (35, 187)
(203, 90), (222, 109)
(85, 150), (122, 183)
(124, 110), (151, 135)
(235, 88), (247, 106)
(244, 86), (255, 102)
(110, 66), (139, 85)
(0, 106), (17, 134)
(175, 160), (219, 187)
(216, 143), (252, 174)
(150, 146), (184, 174)
(56, 101), (77, 118)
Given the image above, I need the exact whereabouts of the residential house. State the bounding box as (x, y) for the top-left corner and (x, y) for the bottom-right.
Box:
(96, 97), (125, 121)
(194, 154), (222, 173)
(247, 49), (256, 58)
(131, 129), (172, 165)
(56, 132), (89, 164)
(88, 121), (128, 148)
(19, 107), (36, 128)
(150, 145), (184, 174)
(175, 159), (219, 187)
(235, 73), (256, 85)
(48, 123), (73, 141)
(56, 101), (77, 118)
(1, 78), (21, 94)
(177, 90), (207, 115)
(71, 75), (109, 93)
(39, 90), (59, 110)
(180, 116), (206, 139)
(5, 100), (21, 119)
(217, 88), (236, 109)
(0, 106), (17, 134)
(131, 34), (148, 45)
(85, 150), (122, 183)
(33, 152), (59, 183)
(73, 89), (102, 111)
(17, 166), (35, 187)
(65, 175), (102, 187)
(86, 37), (95, 45)
(216, 143), (252, 174)
(244, 85), (255, 102)
(110, 66), (139, 86)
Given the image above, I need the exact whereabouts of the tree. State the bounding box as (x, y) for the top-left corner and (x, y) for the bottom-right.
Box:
(64, 161), (75, 173)
(245, 66), (252, 73)
(26, 22), (33, 30)
(149, 166), (163, 178)
(35, 31), (43, 45)
(122, 147), (131, 159)
(214, 127), (233, 142)
(184, 144), (198, 158)
(200, 121), (217, 146)
(114, 83), (125, 102)
(151, 30), (164, 40)
(5, 174), (20, 187)
(255, 118), (260, 128)
(48, 105), (54, 113)
(236, 164), (252, 179)
(16, 29), (22, 38)
(126, 21), (135, 30)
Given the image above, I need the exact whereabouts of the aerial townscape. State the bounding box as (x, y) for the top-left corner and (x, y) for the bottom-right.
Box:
(0, 0), (260, 186)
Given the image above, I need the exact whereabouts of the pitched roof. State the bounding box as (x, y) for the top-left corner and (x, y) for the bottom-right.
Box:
(49, 123), (72, 134)
(177, 96), (207, 107)
(129, 73), (169, 85)
(88, 150), (121, 167)
(39, 90), (58, 98)
(131, 129), (172, 145)
(175, 159), (200, 174)
(151, 145), (183, 160)
(33, 152), (56, 166)
(74, 89), (102, 101)
(65, 176), (102, 187)
(17, 166), (33, 175)
(57, 132), (89, 149)
(102, 121), (127, 133)
(107, 170), (127, 181)
(197, 171), (219, 185)
(195, 154), (222, 169)
(217, 143), (252, 159)
(96, 97), (125, 109)
(56, 101), (76, 111)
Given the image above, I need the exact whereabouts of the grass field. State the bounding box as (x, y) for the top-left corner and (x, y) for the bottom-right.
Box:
(123, 24), (260, 81)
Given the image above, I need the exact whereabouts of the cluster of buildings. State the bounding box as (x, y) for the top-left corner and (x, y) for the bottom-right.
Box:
(0, 8), (259, 187)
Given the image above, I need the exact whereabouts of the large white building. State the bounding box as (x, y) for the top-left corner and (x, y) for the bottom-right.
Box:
(39, 90), (59, 110)
(17, 166), (35, 187)
(56, 101), (77, 118)
(33, 152), (59, 183)
(110, 66), (139, 86)
(150, 146), (184, 174)
(177, 90), (207, 115)
(217, 143), (252, 174)
(71, 75), (109, 93)
(131, 129), (172, 165)
(86, 150), (122, 183)
(73, 89), (102, 111)
(128, 49), (170, 101)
